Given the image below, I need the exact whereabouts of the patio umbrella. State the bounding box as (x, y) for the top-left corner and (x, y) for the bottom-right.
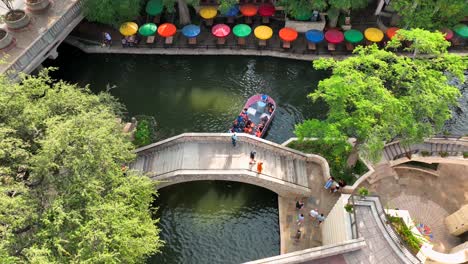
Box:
(344, 29), (363, 44)
(199, 6), (218, 19)
(258, 3), (275, 17)
(224, 5), (239, 17)
(324, 29), (344, 44)
(212, 24), (231, 38)
(279, 27), (298, 42)
(233, 24), (251, 38)
(119, 22), (138, 36)
(453, 24), (468, 38)
(305, 29), (324, 43)
(138, 23), (157, 36)
(254, 25), (273, 40)
(440, 28), (453, 40)
(240, 4), (257, 17)
(386, 27), (399, 39)
(158, 23), (177, 37)
(146, 0), (163, 16)
(182, 24), (201, 38)
(364, 27), (384, 42)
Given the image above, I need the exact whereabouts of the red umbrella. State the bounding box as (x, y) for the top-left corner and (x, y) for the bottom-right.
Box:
(240, 4), (258, 17)
(440, 28), (453, 40)
(279, 27), (298, 42)
(212, 24), (231, 38)
(386, 27), (399, 39)
(258, 4), (275, 17)
(158, 23), (177, 37)
(325, 29), (344, 44)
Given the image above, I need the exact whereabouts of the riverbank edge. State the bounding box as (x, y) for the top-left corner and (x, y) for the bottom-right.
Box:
(64, 36), (468, 61)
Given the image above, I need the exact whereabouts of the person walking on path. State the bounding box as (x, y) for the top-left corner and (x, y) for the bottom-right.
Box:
(231, 132), (238, 147)
(297, 213), (305, 226)
(257, 162), (263, 174)
(249, 150), (256, 164)
(296, 199), (305, 210)
(317, 213), (326, 225)
(295, 229), (301, 241)
(103, 32), (112, 47)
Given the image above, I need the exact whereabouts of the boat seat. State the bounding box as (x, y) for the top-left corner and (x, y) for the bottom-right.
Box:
(247, 107), (257, 116)
(260, 113), (270, 119)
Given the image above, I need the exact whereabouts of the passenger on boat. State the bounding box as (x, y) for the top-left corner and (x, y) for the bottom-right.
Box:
(241, 108), (249, 120)
(261, 94), (268, 102)
(260, 114), (269, 123)
(267, 102), (274, 113)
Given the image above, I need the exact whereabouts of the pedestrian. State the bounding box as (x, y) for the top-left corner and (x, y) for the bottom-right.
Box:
(324, 177), (334, 189)
(249, 150), (256, 164)
(257, 162), (263, 174)
(231, 132), (238, 147)
(295, 199), (304, 210)
(317, 213), (326, 225)
(330, 182), (340, 193)
(103, 32), (112, 47)
(295, 229), (301, 241)
(297, 213), (305, 225)
(309, 208), (319, 219)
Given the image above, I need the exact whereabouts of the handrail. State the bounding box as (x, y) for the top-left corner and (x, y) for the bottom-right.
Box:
(349, 195), (359, 239)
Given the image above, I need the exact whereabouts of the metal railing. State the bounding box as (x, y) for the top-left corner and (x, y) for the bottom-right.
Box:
(349, 195), (359, 239)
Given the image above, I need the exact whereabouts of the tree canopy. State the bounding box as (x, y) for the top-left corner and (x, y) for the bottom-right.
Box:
(391, 0), (468, 30)
(278, 0), (368, 20)
(82, 0), (145, 27)
(295, 45), (466, 164)
(386, 28), (450, 57)
(0, 69), (162, 263)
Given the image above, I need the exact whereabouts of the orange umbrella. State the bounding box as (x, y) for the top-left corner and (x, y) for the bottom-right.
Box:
(158, 23), (177, 37)
(386, 27), (399, 39)
(279, 27), (298, 42)
(240, 4), (257, 17)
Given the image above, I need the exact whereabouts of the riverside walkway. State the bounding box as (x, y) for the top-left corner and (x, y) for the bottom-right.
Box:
(132, 133), (328, 197)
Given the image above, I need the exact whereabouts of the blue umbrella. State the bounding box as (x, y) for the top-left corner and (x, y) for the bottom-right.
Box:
(182, 24), (201, 38)
(305, 29), (324, 43)
(224, 5), (239, 17)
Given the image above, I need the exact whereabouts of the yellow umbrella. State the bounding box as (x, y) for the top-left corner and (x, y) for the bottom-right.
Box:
(120, 22), (138, 36)
(364, 27), (384, 42)
(254, 25), (273, 40)
(199, 6), (218, 19)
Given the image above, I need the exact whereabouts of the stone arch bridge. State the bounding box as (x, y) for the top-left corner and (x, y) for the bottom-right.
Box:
(132, 133), (329, 197)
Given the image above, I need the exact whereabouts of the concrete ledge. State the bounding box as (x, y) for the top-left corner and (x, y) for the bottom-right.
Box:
(393, 165), (439, 177)
(243, 238), (366, 264)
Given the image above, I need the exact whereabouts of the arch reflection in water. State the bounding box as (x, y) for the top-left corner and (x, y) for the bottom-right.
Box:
(149, 181), (279, 264)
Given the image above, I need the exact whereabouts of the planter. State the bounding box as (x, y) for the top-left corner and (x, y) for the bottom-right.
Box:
(4, 10), (30, 30)
(0, 29), (13, 49)
(284, 14), (326, 33)
(26, 0), (50, 12)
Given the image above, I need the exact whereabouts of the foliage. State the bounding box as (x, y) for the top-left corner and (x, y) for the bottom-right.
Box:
(463, 152), (468, 158)
(0, 0), (13, 11)
(279, 0), (328, 19)
(358, 187), (369, 197)
(344, 203), (354, 213)
(133, 116), (157, 147)
(219, 0), (238, 15)
(391, 0), (468, 30)
(328, 0), (368, 11)
(82, 0), (145, 27)
(420, 150), (430, 157)
(386, 29), (450, 58)
(387, 215), (424, 254)
(287, 139), (368, 185)
(296, 45), (466, 164)
(0, 69), (163, 263)
(439, 151), (449, 157)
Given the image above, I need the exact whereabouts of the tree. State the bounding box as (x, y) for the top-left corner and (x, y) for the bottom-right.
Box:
(0, 69), (163, 263)
(82, 0), (145, 27)
(328, 0), (368, 12)
(391, 0), (468, 30)
(295, 45), (466, 166)
(278, 0), (328, 20)
(386, 28), (450, 58)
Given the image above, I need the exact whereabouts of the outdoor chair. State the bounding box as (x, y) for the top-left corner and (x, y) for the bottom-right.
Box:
(259, 39), (267, 47)
(307, 42), (316, 51)
(188, 37), (197, 45)
(327, 43), (336, 51)
(282, 42), (290, 49)
(345, 42), (354, 51)
(146, 36), (155, 45)
(237, 38), (246, 46)
(165, 36), (174, 45)
(217, 38), (226, 45)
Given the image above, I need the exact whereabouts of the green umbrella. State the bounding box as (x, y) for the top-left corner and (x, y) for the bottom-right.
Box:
(139, 23), (157, 36)
(344, 29), (363, 43)
(453, 24), (468, 38)
(233, 24), (251, 38)
(146, 0), (163, 16)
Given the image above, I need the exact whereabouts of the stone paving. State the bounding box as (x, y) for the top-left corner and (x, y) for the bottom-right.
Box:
(363, 163), (468, 253)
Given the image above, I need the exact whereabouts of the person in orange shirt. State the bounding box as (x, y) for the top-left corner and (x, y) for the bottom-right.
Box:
(257, 162), (263, 174)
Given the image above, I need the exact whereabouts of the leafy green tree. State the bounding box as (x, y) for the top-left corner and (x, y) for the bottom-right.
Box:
(279, 0), (328, 20)
(328, 0), (368, 12)
(134, 120), (152, 147)
(82, 0), (145, 27)
(295, 45), (466, 166)
(0, 69), (163, 263)
(386, 28), (450, 57)
(391, 0), (468, 30)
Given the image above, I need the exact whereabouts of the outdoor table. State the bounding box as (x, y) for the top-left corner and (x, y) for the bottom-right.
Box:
(440, 28), (453, 41)
(212, 24), (231, 45)
(224, 5), (239, 24)
(386, 27), (399, 40)
(233, 24), (251, 46)
(344, 29), (363, 51)
(279, 27), (298, 49)
(240, 4), (257, 24)
(324, 29), (344, 51)
(182, 24), (201, 45)
(258, 3), (275, 24)
(305, 29), (324, 51)
(146, 0), (163, 23)
(158, 23), (177, 45)
(119, 22), (138, 36)
(254, 25), (273, 47)
(199, 6), (218, 26)
(364, 27), (384, 43)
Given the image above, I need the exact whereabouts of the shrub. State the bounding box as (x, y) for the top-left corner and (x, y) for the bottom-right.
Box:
(358, 187), (369, 197)
(463, 152), (468, 158)
(387, 215), (424, 254)
(133, 120), (151, 147)
(344, 203), (354, 213)
(420, 150), (430, 157)
(439, 151), (449, 158)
